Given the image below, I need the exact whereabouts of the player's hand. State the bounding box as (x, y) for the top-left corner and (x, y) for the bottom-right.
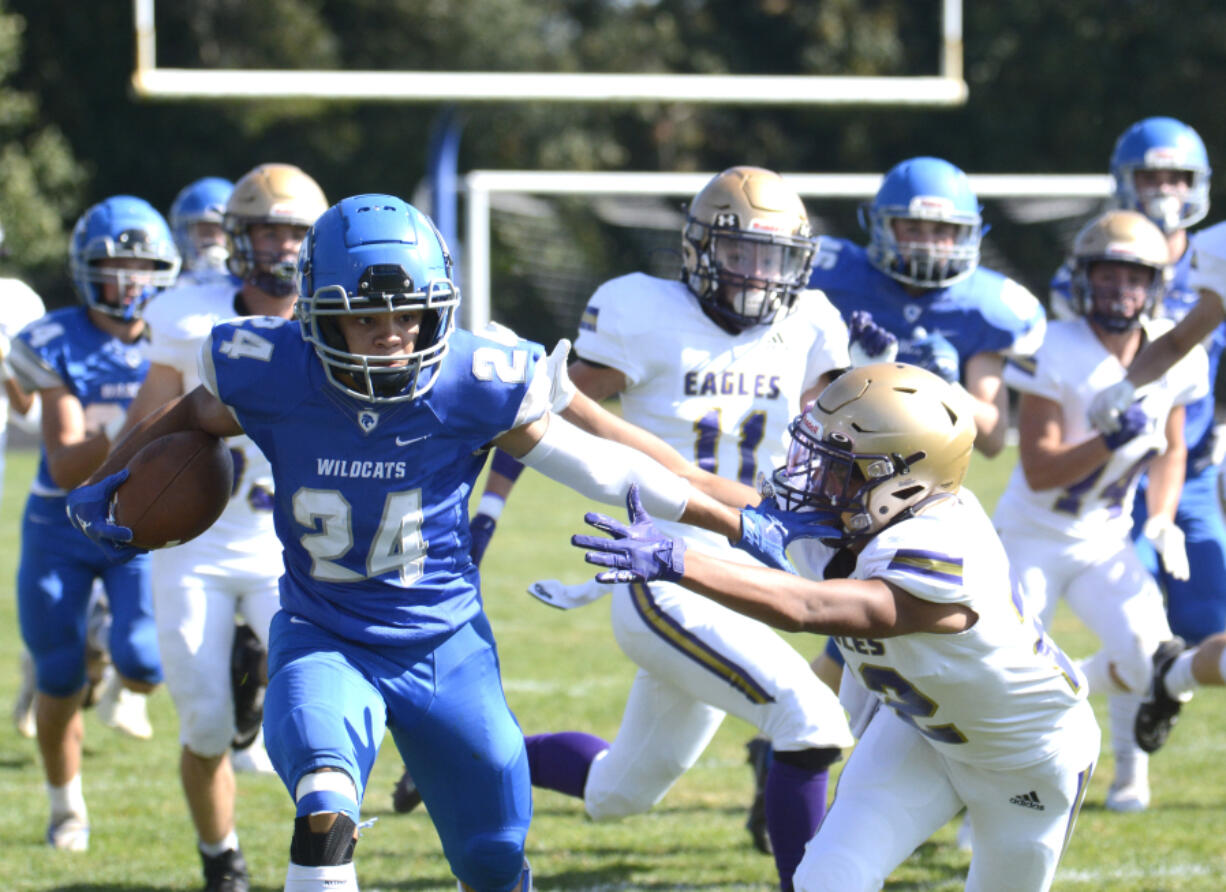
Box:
(847, 311), (898, 366)
(1144, 516), (1191, 581)
(1088, 380), (1137, 434)
(469, 511), (498, 566)
(546, 337), (577, 413)
(909, 328), (960, 383)
(526, 578), (612, 610)
(1101, 400), (1149, 451)
(65, 470), (147, 562)
(736, 499), (843, 572)
(572, 484), (686, 584)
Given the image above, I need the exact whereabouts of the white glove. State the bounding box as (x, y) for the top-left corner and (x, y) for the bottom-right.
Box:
(1144, 516), (1190, 582)
(527, 578), (611, 610)
(1088, 380), (1136, 434)
(546, 338), (577, 413)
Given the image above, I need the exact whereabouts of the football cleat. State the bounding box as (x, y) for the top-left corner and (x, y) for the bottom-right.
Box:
(1105, 775), (1150, 813)
(96, 667), (153, 740)
(230, 623), (267, 751)
(46, 811), (90, 852)
(13, 650), (36, 738)
(1135, 637), (1189, 754)
(200, 846), (250, 892)
(744, 737), (772, 855)
(392, 766), (423, 814)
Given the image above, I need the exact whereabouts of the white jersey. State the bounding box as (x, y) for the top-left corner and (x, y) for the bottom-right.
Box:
(790, 490), (1090, 772)
(574, 273), (849, 551)
(0, 278), (46, 441)
(995, 316), (1207, 540)
(142, 279), (277, 557)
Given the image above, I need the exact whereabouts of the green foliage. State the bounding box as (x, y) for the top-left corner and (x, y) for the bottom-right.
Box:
(3, 447), (1226, 889)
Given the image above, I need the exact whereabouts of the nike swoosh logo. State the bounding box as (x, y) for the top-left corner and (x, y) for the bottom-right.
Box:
(288, 615), (311, 626)
(395, 434), (429, 446)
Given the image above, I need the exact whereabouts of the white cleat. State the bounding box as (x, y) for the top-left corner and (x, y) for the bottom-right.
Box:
(1105, 776), (1150, 813)
(96, 668), (153, 740)
(46, 811), (90, 852)
(231, 729), (276, 775)
(13, 650), (37, 739)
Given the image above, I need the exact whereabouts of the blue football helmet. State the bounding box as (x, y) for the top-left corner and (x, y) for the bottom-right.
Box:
(296, 194), (459, 404)
(862, 157), (983, 288)
(69, 195), (180, 320)
(1111, 117), (1211, 234)
(169, 176), (233, 273)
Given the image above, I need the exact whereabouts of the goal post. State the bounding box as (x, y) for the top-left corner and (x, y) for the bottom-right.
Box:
(461, 171), (1114, 332)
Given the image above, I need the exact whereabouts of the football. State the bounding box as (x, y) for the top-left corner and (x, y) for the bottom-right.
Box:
(112, 430), (234, 549)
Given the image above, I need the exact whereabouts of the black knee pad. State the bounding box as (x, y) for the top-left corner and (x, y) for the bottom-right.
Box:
(773, 745), (842, 772)
(290, 813), (357, 866)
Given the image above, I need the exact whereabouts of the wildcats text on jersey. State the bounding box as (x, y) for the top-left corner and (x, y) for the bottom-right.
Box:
(315, 458), (408, 480)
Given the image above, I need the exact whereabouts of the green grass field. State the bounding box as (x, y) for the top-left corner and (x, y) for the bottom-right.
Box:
(2, 446), (1225, 891)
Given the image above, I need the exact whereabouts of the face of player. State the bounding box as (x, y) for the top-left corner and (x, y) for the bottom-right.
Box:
(712, 235), (809, 318)
(247, 221), (309, 272)
(890, 218), (962, 251)
(335, 308), (424, 365)
(94, 256), (158, 312)
(1133, 168), (1193, 232)
(1087, 260), (1153, 322)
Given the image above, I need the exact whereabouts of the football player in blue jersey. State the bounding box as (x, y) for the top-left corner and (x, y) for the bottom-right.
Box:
(169, 176), (236, 286)
(1063, 120), (1226, 660)
(8, 195), (179, 851)
(67, 194), (746, 892)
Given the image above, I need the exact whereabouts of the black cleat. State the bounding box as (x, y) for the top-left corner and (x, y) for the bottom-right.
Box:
(201, 847), (249, 892)
(392, 766), (423, 814)
(230, 624), (267, 751)
(1135, 637), (1188, 754)
(744, 737), (772, 855)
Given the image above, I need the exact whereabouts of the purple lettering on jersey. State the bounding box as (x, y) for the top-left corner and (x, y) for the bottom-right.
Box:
(699, 373), (717, 396)
(684, 371), (698, 396)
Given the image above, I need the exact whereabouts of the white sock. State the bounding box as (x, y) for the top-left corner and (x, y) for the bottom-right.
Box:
(200, 829), (240, 856)
(1164, 651), (1199, 699)
(47, 775), (87, 818)
(1109, 693), (1147, 778)
(284, 862), (358, 892)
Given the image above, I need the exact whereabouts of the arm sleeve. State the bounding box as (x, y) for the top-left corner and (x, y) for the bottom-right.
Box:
(517, 413), (691, 521)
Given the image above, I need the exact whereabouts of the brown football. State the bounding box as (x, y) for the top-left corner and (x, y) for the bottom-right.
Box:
(112, 430), (234, 549)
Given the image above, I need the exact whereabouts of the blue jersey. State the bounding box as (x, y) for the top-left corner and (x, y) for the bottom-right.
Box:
(10, 306), (148, 497)
(201, 317), (549, 646)
(811, 238), (1045, 378)
(1051, 248), (1225, 469)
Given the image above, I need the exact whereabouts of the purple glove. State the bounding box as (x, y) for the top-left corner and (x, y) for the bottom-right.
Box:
(1102, 400), (1150, 450)
(736, 500), (844, 572)
(848, 310), (898, 364)
(65, 470), (147, 562)
(469, 512), (497, 566)
(572, 485), (686, 584)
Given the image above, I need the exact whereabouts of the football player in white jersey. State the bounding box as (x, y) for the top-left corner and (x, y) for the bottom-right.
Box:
(576, 363), (1100, 892)
(485, 167), (883, 891)
(3, 263), (47, 739)
(113, 163), (327, 892)
(995, 210), (1206, 813)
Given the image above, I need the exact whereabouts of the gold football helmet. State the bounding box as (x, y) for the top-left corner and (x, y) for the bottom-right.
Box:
(224, 163), (328, 295)
(771, 363), (975, 536)
(1069, 209), (1170, 332)
(681, 166), (817, 331)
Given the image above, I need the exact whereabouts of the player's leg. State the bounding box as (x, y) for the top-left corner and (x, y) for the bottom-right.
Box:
(388, 614), (531, 892)
(792, 708), (961, 892)
(1162, 468), (1226, 643)
(960, 704), (1099, 892)
(231, 578), (279, 775)
(609, 581), (851, 891)
(1065, 543), (1170, 812)
(17, 504), (100, 850)
(101, 550), (162, 693)
(153, 556), (251, 891)
(263, 612), (385, 892)
(1136, 631), (1226, 752)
